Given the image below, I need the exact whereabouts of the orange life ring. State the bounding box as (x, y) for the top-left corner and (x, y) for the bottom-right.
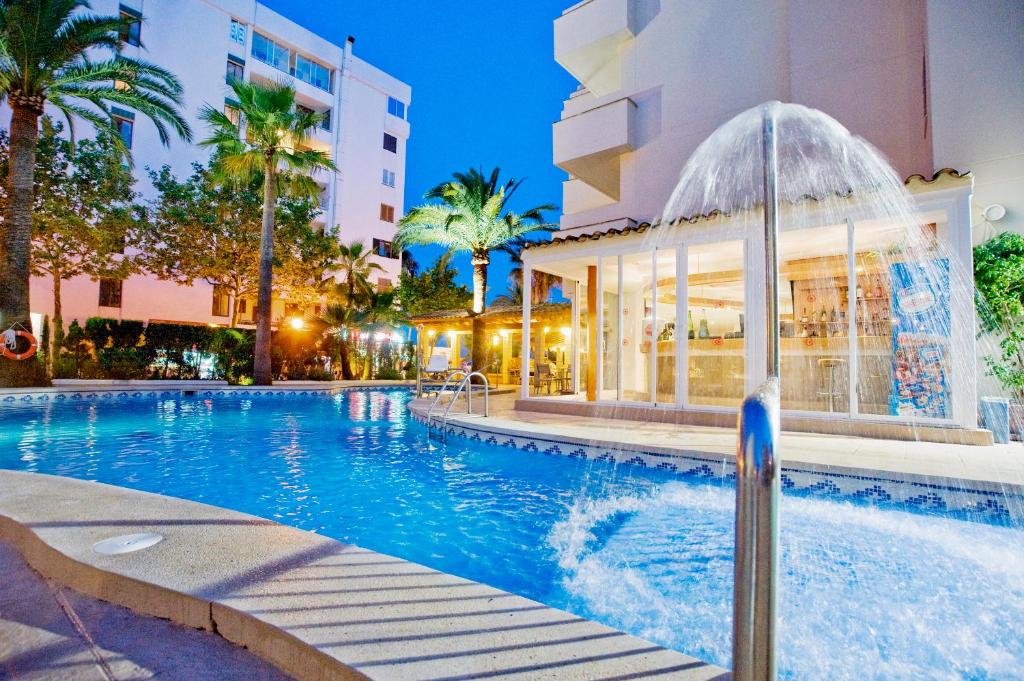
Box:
(1, 329), (38, 361)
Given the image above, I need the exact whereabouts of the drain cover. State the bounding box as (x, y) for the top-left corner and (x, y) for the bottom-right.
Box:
(92, 532), (164, 555)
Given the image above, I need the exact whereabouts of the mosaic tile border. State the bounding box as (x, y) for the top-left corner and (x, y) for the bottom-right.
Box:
(411, 411), (1023, 526)
(0, 385), (410, 403)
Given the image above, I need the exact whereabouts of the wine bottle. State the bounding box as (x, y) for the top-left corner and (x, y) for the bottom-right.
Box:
(856, 282), (864, 299)
(698, 310), (710, 339)
(800, 307), (809, 324)
(874, 278), (884, 299)
(820, 306), (828, 322)
(687, 310), (695, 340)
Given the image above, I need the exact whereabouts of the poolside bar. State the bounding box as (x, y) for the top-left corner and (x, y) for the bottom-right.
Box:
(519, 170), (982, 440)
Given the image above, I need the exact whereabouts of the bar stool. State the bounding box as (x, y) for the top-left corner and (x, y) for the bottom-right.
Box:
(817, 357), (847, 412)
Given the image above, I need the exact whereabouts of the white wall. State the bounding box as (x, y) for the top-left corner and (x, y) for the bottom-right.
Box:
(927, 0), (1024, 242)
(557, 0), (936, 231)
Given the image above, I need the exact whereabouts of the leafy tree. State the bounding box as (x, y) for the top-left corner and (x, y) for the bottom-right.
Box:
(0, 0), (191, 386)
(319, 301), (358, 380)
(397, 167), (556, 372)
(143, 160), (331, 327)
(0, 123), (141, 359)
(199, 78), (335, 385)
(974, 232), (1024, 399)
(397, 251), (471, 316)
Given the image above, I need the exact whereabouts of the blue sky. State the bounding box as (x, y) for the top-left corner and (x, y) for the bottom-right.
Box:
(263, 1), (577, 302)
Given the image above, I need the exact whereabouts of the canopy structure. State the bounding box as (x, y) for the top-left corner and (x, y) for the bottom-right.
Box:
(411, 302), (571, 389)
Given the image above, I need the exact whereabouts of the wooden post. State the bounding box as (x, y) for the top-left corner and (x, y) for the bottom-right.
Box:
(587, 265), (598, 401)
(500, 332), (511, 385)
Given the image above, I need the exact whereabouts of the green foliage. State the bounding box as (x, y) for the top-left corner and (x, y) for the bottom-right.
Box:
(397, 252), (472, 316)
(209, 328), (255, 384)
(974, 232), (1024, 398)
(0, 0), (192, 152)
(39, 314), (50, 371)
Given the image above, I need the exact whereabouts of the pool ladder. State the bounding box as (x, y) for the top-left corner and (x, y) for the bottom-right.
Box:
(425, 371), (489, 443)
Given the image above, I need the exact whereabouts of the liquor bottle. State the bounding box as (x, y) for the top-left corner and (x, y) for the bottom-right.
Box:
(864, 278), (873, 298)
(856, 281), (864, 299)
(698, 310), (711, 339)
(839, 304), (847, 322)
(874, 277), (884, 299)
(800, 307), (809, 324)
(687, 310), (695, 340)
(830, 307), (837, 323)
(820, 306), (828, 322)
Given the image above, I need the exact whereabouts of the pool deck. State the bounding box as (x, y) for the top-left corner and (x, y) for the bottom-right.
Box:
(411, 393), (1024, 488)
(0, 471), (726, 681)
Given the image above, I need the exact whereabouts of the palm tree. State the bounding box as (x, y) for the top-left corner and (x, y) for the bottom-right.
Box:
(500, 235), (562, 305)
(396, 167), (556, 372)
(0, 0), (191, 386)
(336, 240), (383, 302)
(354, 288), (404, 379)
(319, 301), (357, 380)
(199, 78), (335, 385)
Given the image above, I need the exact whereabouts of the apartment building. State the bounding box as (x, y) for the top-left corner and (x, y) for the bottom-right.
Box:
(517, 0), (1022, 439)
(10, 0), (412, 328)
(551, 0), (1022, 239)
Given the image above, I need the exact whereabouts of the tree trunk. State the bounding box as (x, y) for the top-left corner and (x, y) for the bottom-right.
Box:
(52, 272), (63, 362)
(0, 104), (47, 386)
(252, 157), (277, 385)
(339, 335), (355, 380)
(229, 288), (239, 328)
(362, 337), (373, 380)
(470, 255), (489, 377)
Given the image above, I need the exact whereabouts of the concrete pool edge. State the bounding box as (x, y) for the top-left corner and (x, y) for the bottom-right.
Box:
(409, 399), (1024, 526)
(0, 470), (726, 681)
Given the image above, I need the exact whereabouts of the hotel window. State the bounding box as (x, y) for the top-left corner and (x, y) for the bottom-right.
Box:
(320, 108), (332, 131)
(223, 102), (241, 126)
(118, 5), (141, 46)
(98, 279), (123, 308)
(294, 54), (332, 92)
(373, 238), (398, 259)
(382, 169), (396, 187)
(379, 203), (395, 223)
(386, 96), (406, 119)
(377, 277), (393, 291)
(226, 55), (244, 83)
(212, 286), (230, 317)
(383, 133), (398, 153)
(229, 19), (246, 45)
(112, 113), (134, 148)
(251, 32), (290, 73)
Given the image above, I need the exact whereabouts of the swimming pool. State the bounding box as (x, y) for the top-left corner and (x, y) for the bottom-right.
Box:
(2, 388), (1021, 679)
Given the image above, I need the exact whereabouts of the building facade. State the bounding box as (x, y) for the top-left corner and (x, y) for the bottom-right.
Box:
(5, 0), (412, 328)
(517, 0), (1023, 442)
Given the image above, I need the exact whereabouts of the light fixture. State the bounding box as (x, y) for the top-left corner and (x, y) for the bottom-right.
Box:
(289, 317), (304, 330)
(983, 204), (1007, 222)
(375, 331), (387, 341)
(427, 328), (436, 337)
(492, 334), (500, 346)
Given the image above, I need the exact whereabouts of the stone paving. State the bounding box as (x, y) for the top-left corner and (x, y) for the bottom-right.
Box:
(0, 540), (290, 681)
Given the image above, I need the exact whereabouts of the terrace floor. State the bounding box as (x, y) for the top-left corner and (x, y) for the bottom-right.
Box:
(0, 540), (289, 681)
(411, 393), (1024, 488)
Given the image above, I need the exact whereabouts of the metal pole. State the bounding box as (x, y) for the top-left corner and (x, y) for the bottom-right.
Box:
(732, 101), (782, 681)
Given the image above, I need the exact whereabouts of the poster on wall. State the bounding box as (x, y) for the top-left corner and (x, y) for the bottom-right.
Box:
(888, 258), (951, 419)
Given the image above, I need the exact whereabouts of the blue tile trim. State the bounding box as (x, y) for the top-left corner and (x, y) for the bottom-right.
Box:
(409, 410), (1023, 527)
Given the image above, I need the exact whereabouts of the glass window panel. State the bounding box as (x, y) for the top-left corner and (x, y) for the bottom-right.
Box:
(621, 251), (652, 402)
(655, 248), (678, 403)
(387, 97), (406, 119)
(687, 241), (745, 407)
(229, 20), (246, 45)
(779, 223), (851, 413)
(577, 279), (589, 399)
(855, 220), (950, 418)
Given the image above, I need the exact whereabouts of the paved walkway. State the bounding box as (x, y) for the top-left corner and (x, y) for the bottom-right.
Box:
(0, 540), (290, 681)
(414, 394), (1024, 487)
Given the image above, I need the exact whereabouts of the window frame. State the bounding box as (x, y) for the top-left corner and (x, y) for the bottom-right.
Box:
(113, 115), (134, 149)
(226, 55), (245, 83)
(229, 19), (246, 46)
(386, 96), (406, 119)
(118, 6), (141, 47)
(373, 238), (399, 259)
(383, 133), (398, 153)
(379, 203), (395, 223)
(211, 286), (230, 317)
(382, 169), (396, 188)
(98, 278), (123, 308)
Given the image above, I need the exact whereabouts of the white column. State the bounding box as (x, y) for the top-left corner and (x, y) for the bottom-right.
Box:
(521, 263), (532, 399)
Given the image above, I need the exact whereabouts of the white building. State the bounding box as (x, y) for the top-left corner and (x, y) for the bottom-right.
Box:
(514, 0), (1023, 443)
(8, 0), (412, 328)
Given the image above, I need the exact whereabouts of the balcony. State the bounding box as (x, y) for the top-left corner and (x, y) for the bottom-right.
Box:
(553, 97), (636, 200)
(554, 0), (636, 96)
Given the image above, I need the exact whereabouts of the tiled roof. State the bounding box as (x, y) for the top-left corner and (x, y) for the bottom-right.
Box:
(525, 168), (970, 251)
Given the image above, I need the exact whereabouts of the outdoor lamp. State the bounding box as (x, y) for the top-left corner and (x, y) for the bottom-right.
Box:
(289, 317), (305, 330)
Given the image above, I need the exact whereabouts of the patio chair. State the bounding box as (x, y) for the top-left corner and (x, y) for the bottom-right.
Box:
(533, 362), (557, 395)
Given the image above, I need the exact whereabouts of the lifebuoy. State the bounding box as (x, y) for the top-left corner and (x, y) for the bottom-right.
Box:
(1, 329), (38, 361)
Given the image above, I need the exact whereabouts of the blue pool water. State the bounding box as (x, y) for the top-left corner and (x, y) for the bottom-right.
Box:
(1, 389), (1021, 679)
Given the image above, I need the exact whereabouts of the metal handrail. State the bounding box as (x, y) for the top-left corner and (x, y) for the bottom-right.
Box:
(424, 371), (489, 442)
(732, 100), (782, 681)
(733, 379), (780, 681)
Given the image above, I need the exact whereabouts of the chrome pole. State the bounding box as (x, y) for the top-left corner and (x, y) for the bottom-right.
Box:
(732, 102), (782, 681)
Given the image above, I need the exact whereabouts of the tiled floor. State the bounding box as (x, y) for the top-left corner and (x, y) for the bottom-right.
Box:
(0, 541), (291, 681)
(415, 394), (1024, 486)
